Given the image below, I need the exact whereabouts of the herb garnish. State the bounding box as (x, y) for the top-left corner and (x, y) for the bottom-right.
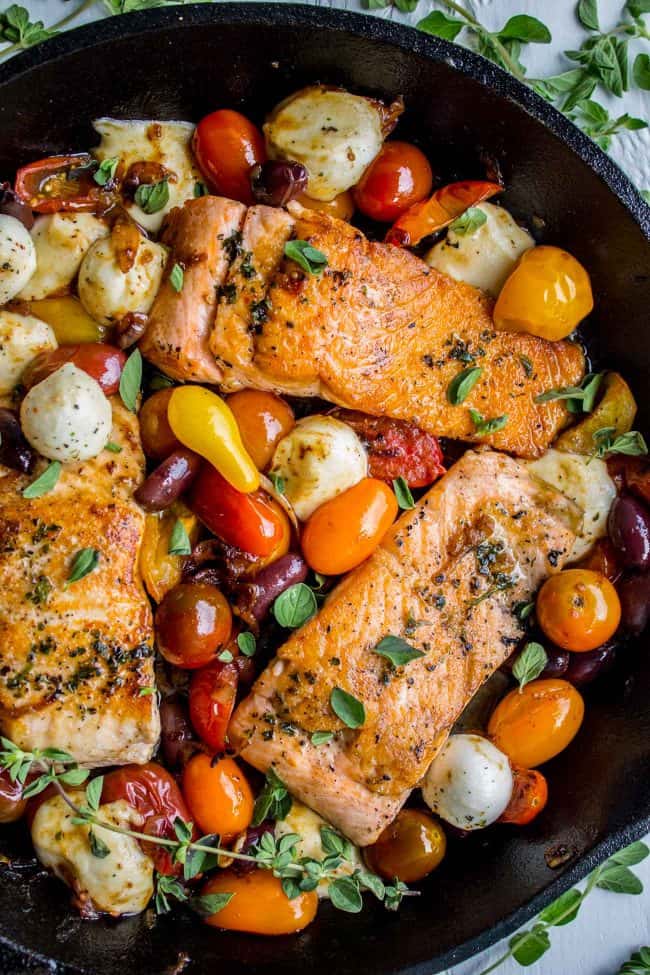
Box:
(217, 649), (234, 663)
(330, 687), (366, 728)
(119, 348), (142, 413)
(22, 461), (61, 499)
(252, 768), (292, 826)
(469, 408), (509, 435)
(134, 179), (169, 214)
(93, 156), (119, 187)
(193, 181), (209, 198)
(592, 427), (648, 458)
(393, 476), (415, 509)
(512, 641), (548, 690)
(272, 583), (317, 628)
(373, 635), (425, 667)
(268, 472), (285, 494)
(535, 372), (604, 413)
(311, 731), (334, 746)
(105, 441), (122, 453)
(449, 206), (487, 235)
(237, 632), (257, 657)
(168, 519), (192, 556)
(0, 4), (59, 52)
(65, 548), (100, 587)
(618, 947), (650, 974)
(169, 263), (184, 293)
(447, 366), (483, 405)
(284, 239), (328, 275)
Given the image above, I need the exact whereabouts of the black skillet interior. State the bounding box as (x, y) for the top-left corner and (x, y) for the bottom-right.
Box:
(0, 5), (649, 974)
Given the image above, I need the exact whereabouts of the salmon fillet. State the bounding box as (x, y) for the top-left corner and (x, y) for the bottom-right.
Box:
(140, 196), (246, 382)
(230, 449), (579, 844)
(0, 401), (158, 766)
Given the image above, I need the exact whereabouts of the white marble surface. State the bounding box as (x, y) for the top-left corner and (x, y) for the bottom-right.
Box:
(3, 2), (650, 974)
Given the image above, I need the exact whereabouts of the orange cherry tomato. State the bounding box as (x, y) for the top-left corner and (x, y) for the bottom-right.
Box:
(139, 389), (181, 460)
(189, 464), (290, 559)
(182, 753), (253, 839)
(201, 869), (318, 934)
(155, 582), (232, 669)
(488, 678), (584, 768)
(385, 179), (502, 247)
(353, 142), (433, 223)
(295, 189), (354, 221)
(301, 477), (398, 575)
(493, 246), (594, 341)
(189, 659), (239, 752)
(22, 343), (126, 395)
(227, 389), (295, 471)
(536, 569), (621, 652)
(193, 110), (266, 205)
(499, 767), (548, 825)
(364, 809), (446, 882)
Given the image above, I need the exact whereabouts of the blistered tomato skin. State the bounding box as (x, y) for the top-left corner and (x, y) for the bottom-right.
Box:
(364, 809), (446, 882)
(499, 767), (548, 826)
(301, 477), (398, 575)
(488, 679), (585, 768)
(193, 110), (266, 205)
(182, 753), (254, 840)
(353, 142), (433, 223)
(155, 582), (232, 669)
(201, 869), (318, 934)
(493, 246), (594, 341)
(536, 569), (621, 652)
(227, 389), (295, 471)
(22, 343), (126, 395)
(189, 660), (239, 752)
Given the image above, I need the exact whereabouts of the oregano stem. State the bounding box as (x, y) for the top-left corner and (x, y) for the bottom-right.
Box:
(437, 0), (529, 82)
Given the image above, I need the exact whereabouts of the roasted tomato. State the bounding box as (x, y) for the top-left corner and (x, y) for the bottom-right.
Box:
(155, 582), (233, 669)
(22, 344), (126, 395)
(139, 388), (182, 460)
(189, 659), (239, 752)
(182, 753), (253, 839)
(488, 679), (584, 768)
(499, 767), (548, 825)
(536, 569), (621, 652)
(0, 768), (26, 824)
(331, 409), (445, 488)
(608, 455), (650, 507)
(227, 389), (295, 471)
(193, 110), (266, 205)
(385, 179), (502, 247)
(201, 869), (318, 934)
(353, 142), (433, 223)
(577, 537), (622, 583)
(101, 762), (194, 874)
(14, 154), (113, 213)
(364, 809), (446, 882)
(295, 189), (355, 221)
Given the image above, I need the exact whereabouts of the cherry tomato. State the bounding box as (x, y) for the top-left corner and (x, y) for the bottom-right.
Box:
(190, 464), (290, 559)
(493, 246), (594, 341)
(182, 753), (253, 839)
(193, 110), (266, 205)
(364, 809), (446, 882)
(227, 389), (295, 471)
(385, 179), (502, 247)
(608, 455), (650, 507)
(22, 344), (126, 395)
(488, 678), (584, 768)
(0, 768), (26, 824)
(295, 189), (354, 222)
(577, 537), (622, 583)
(14, 154), (113, 213)
(353, 142), (432, 223)
(189, 659), (239, 752)
(155, 582), (232, 669)
(139, 388), (181, 460)
(101, 762), (193, 874)
(499, 767), (548, 825)
(201, 869), (318, 934)
(536, 569), (621, 652)
(301, 477), (398, 575)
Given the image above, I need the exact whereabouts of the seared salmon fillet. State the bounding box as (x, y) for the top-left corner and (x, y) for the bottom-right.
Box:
(141, 196), (246, 382)
(230, 449), (579, 844)
(0, 401), (158, 766)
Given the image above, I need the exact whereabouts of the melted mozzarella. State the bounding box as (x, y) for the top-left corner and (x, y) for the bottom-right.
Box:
(78, 232), (167, 326)
(275, 799), (362, 898)
(18, 213), (109, 301)
(422, 734), (513, 830)
(0, 310), (57, 395)
(31, 793), (154, 916)
(0, 214), (36, 305)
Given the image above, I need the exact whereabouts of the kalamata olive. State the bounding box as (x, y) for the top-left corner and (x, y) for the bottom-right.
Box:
(134, 448), (202, 512)
(608, 494), (650, 570)
(182, 537), (259, 584)
(250, 160), (308, 207)
(233, 552), (308, 625)
(115, 311), (148, 350)
(0, 408), (35, 474)
(159, 694), (199, 769)
(617, 572), (650, 635)
(232, 822), (275, 875)
(565, 643), (616, 686)
(541, 646), (570, 678)
(0, 182), (34, 230)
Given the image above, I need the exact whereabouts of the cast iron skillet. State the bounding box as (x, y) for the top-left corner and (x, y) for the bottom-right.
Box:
(0, 5), (649, 973)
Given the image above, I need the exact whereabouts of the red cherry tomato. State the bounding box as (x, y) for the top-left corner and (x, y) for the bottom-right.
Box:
(0, 768), (26, 824)
(385, 179), (502, 247)
(353, 142), (433, 223)
(14, 154), (113, 213)
(155, 582), (233, 669)
(189, 659), (239, 752)
(193, 110), (266, 205)
(101, 762), (194, 875)
(499, 767), (548, 825)
(22, 343), (126, 395)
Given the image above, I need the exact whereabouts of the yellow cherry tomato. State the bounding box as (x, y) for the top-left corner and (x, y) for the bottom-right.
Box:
(364, 809), (446, 883)
(26, 296), (106, 344)
(167, 385), (260, 493)
(493, 245), (594, 341)
(140, 503), (199, 603)
(488, 678), (584, 768)
(295, 189), (355, 221)
(201, 869), (318, 934)
(536, 568), (621, 651)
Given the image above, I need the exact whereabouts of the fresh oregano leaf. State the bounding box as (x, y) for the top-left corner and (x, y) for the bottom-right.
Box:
(272, 583), (317, 629)
(88, 829), (111, 859)
(311, 730), (334, 746)
(578, 0), (600, 32)
(596, 864), (643, 894)
(237, 632), (257, 657)
(134, 179), (169, 214)
(85, 775), (104, 813)
(66, 548), (100, 587)
(190, 892), (234, 917)
(374, 635), (425, 668)
(119, 348), (142, 412)
(449, 206), (488, 236)
(22, 461), (61, 499)
(498, 15), (551, 44)
(416, 10), (464, 41)
(169, 263), (184, 293)
(284, 240), (328, 275)
(329, 876), (363, 913)
(538, 888), (582, 926)
(330, 687), (365, 729)
(447, 366), (483, 405)
(193, 181), (209, 198)
(393, 477), (415, 510)
(634, 53), (650, 90)
(94, 156), (119, 187)
(168, 519), (192, 556)
(512, 641), (548, 691)
(509, 925), (551, 966)
(469, 408), (509, 435)
(611, 842), (650, 867)
(218, 650), (234, 663)
(105, 441), (122, 453)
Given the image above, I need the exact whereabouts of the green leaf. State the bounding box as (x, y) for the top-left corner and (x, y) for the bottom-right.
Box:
(417, 11), (464, 41)
(393, 0), (418, 12)
(22, 774), (53, 799)
(447, 366), (483, 405)
(169, 263), (184, 293)
(88, 829), (111, 859)
(272, 583), (317, 629)
(168, 519), (192, 556)
(498, 15), (551, 44)
(618, 947), (650, 974)
(634, 53), (650, 90)
(578, 98), (609, 125)
(509, 925), (551, 965)
(356, 869), (385, 900)
(94, 156), (119, 187)
(514, 600), (535, 622)
(218, 649), (234, 663)
(58, 767), (90, 786)
(22, 461), (61, 499)
(449, 206), (487, 236)
(469, 408), (509, 436)
(536, 372), (603, 412)
(193, 181), (209, 198)
(512, 641), (548, 691)
(119, 348), (142, 412)
(577, 0), (600, 31)
(66, 548), (100, 587)
(329, 876), (363, 913)
(173, 817), (193, 844)
(138, 686), (155, 696)
(237, 632), (257, 657)
(190, 892), (234, 917)
(105, 441), (122, 453)
(330, 687), (365, 729)
(268, 472), (285, 494)
(596, 864), (643, 894)
(538, 888), (582, 926)
(611, 842), (650, 867)
(284, 240), (328, 275)
(374, 635), (425, 667)
(593, 428), (648, 458)
(627, 0), (650, 14)
(393, 477), (415, 510)
(311, 730), (334, 746)
(252, 769), (292, 826)
(134, 179), (169, 214)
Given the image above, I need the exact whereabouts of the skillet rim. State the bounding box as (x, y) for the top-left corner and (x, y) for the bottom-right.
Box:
(0, 5), (649, 973)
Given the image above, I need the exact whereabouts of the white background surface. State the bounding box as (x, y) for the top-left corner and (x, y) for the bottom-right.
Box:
(4, 2), (650, 973)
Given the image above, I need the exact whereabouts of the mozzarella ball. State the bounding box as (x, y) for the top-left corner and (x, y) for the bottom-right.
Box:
(31, 793), (154, 916)
(422, 734), (513, 830)
(275, 799), (361, 898)
(270, 415), (368, 520)
(18, 213), (109, 300)
(93, 118), (201, 232)
(425, 203), (534, 298)
(265, 87), (385, 201)
(527, 449), (616, 562)
(78, 232), (167, 327)
(21, 362), (112, 462)
(0, 214), (37, 305)
(0, 310), (57, 395)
